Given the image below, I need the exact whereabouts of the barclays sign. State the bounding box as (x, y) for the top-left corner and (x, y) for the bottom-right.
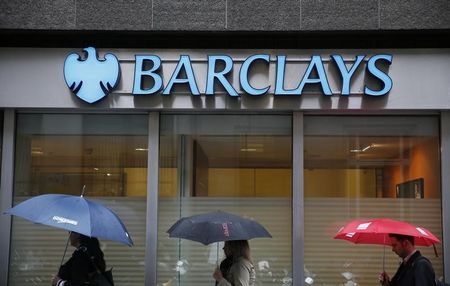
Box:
(64, 47), (393, 104)
(64, 47), (120, 103)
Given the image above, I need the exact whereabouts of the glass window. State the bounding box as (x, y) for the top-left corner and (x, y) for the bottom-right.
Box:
(9, 114), (148, 286)
(303, 116), (443, 286)
(0, 110), (3, 178)
(158, 114), (292, 286)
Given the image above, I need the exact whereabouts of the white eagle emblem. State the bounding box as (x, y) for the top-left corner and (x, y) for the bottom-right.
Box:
(63, 47), (120, 103)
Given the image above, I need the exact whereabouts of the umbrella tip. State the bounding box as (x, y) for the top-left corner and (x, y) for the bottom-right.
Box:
(80, 185), (86, 197)
(433, 244), (438, 257)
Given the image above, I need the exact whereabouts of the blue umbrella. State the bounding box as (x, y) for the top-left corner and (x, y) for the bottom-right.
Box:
(4, 194), (133, 246)
(167, 210), (271, 245)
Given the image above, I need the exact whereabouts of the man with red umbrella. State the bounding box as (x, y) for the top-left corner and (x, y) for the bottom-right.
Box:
(379, 233), (436, 286)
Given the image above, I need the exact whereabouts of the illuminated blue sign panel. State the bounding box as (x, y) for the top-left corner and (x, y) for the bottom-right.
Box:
(64, 48), (393, 104)
(64, 47), (120, 103)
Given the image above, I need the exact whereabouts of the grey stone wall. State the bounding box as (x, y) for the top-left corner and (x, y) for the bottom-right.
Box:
(1, 0), (449, 31)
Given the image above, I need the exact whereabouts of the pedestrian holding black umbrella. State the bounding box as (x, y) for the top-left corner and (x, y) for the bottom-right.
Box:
(216, 253), (233, 286)
(167, 210), (271, 286)
(167, 211), (271, 245)
(213, 240), (255, 286)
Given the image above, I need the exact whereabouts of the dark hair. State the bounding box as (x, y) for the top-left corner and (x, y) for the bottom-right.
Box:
(224, 240), (251, 262)
(78, 234), (106, 272)
(388, 233), (415, 245)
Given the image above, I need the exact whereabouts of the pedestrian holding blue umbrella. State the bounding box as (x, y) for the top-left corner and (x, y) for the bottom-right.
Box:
(51, 231), (112, 286)
(4, 192), (133, 246)
(4, 186), (132, 285)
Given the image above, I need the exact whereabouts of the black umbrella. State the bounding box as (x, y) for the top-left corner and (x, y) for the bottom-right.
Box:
(167, 210), (271, 245)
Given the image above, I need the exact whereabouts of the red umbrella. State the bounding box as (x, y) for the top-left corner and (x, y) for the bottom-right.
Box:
(334, 218), (440, 246)
(334, 218), (440, 270)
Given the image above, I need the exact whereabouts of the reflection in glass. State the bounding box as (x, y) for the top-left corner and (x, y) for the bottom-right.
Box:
(9, 114), (148, 286)
(304, 116), (442, 286)
(158, 115), (292, 286)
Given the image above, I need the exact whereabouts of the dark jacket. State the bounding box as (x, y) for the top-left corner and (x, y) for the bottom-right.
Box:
(390, 251), (436, 286)
(215, 256), (234, 286)
(58, 246), (96, 286)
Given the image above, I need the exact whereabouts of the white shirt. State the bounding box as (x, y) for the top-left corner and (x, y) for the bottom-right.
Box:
(403, 249), (417, 264)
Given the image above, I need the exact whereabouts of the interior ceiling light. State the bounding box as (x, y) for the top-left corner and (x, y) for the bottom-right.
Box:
(135, 148), (148, 151)
(350, 144), (373, 153)
(31, 147), (43, 155)
(240, 143), (263, 152)
(240, 148), (258, 152)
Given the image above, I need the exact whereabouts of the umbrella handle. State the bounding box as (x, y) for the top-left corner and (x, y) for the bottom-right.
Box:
(382, 235), (386, 272)
(59, 233), (71, 269)
(216, 242), (219, 266)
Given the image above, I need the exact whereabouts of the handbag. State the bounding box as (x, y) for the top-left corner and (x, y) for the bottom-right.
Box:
(84, 247), (114, 286)
(88, 253), (114, 286)
(90, 268), (114, 286)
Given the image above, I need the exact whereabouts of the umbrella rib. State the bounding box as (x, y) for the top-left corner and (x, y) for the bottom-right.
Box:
(86, 199), (93, 237)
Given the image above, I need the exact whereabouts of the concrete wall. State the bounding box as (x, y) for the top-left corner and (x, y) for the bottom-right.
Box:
(0, 0), (449, 31)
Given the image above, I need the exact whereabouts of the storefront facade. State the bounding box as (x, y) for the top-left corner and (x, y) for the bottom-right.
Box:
(0, 47), (449, 286)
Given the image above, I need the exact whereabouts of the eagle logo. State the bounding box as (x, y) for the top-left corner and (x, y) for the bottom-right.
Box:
(64, 47), (120, 103)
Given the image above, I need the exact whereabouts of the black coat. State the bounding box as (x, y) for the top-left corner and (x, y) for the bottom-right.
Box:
(390, 251), (436, 286)
(215, 256), (234, 286)
(58, 246), (96, 286)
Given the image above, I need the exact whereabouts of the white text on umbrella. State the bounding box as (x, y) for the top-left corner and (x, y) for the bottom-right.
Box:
(52, 216), (78, 225)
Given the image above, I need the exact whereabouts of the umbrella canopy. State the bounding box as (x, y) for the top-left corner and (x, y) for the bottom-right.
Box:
(334, 218), (440, 247)
(167, 210), (272, 245)
(4, 194), (133, 246)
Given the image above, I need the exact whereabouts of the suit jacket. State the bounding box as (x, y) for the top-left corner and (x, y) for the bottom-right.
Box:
(390, 251), (436, 286)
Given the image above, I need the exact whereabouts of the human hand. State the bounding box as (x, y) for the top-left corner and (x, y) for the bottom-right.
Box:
(213, 267), (223, 281)
(51, 275), (61, 286)
(378, 271), (390, 286)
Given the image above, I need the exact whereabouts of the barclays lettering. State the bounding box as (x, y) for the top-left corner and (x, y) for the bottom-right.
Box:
(64, 48), (393, 104)
(133, 53), (393, 97)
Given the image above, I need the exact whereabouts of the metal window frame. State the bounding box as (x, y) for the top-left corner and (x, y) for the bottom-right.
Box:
(441, 112), (450, 283)
(293, 112), (304, 285)
(146, 112), (160, 286)
(0, 109), (16, 286)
